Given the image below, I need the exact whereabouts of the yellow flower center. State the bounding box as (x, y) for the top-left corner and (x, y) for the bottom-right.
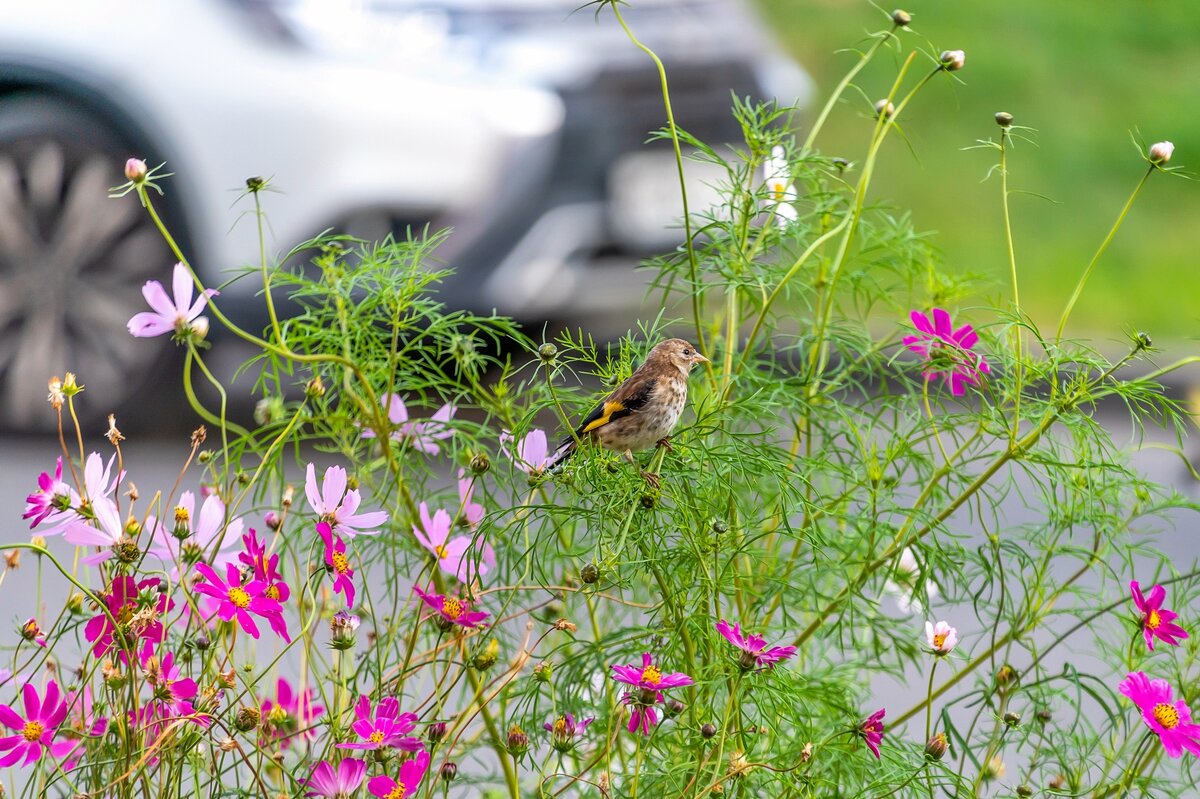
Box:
(228, 587), (251, 609)
(1153, 702), (1180, 729)
(1146, 609), (1162, 630)
(442, 598), (463, 620)
(435, 545), (449, 560)
(332, 551), (351, 574)
(553, 717), (567, 735)
(368, 730), (385, 744)
(22, 721), (44, 742)
(268, 706), (288, 724)
(385, 783), (406, 799)
(264, 585), (281, 601)
(174, 506), (189, 524)
(642, 665), (662, 685)
(933, 633), (948, 649)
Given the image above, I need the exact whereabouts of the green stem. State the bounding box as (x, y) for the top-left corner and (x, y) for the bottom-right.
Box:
(999, 127), (1024, 444)
(800, 27), (897, 154)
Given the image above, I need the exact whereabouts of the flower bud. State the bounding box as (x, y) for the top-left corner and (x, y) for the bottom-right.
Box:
(234, 706), (262, 732)
(125, 158), (148, 182)
(245, 176), (266, 192)
(640, 493), (656, 509)
(470, 452), (491, 475)
(426, 721), (447, 744)
(925, 732), (948, 761)
(1036, 708), (1052, 724)
(440, 762), (458, 782)
(995, 112), (1014, 128)
(66, 593), (84, 614)
(538, 343), (558, 363)
(1048, 774), (1066, 790)
(190, 316), (210, 341)
(305, 376), (326, 399)
(20, 619), (44, 643)
(330, 610), (361, 651)
(711, 518), (728, 534)
(31, 535), (47, 550)
(665, 699), (685, 719)
(1003, 711), (1021, 728)
(874, 99), (895, 120)
(701, 723), (717, 739)
(982, 755), (1006, 781)
(193, 633), (211, 652)
(891, 9), (911, 26)
(506, 724), (529, 757)
(995, 664), (1017, 692)
(1149, 141), (1174, 165)
(472, 638), (499, 671)
(939, 50), (966, 71)
(581, 562), (600, 584)
(1016, 787), (1033, 798)
(264, 511), (282, 531)
(533, 661), (552, 683)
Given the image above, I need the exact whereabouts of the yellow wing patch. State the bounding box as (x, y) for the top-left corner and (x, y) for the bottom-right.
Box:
(581, 401), (626, 433)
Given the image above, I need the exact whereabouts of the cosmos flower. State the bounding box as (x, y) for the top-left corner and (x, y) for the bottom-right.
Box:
(304, 757), (367, 798)
(499, 429), (552, 475)
(857, 708), (886, 759)
(1118, 672), (1200, 759)
(84, 576), (172, 662)
(318, 522), (356, 609)
(362, 395), (456, 455)
(335, 696), (422, 752)
(48, 685), (107, 770)
(902, 308), (991, 396)
(924, 620), (959, 656)
(63, 497), (127, 565)
(413, 586), (488, 630)
(127, 261), (217, 340)
(611, 654), (693, 736)
(0, 681), (68, 767)
(261, 678), (326, 749)
(238, 528), (291, 604)
(147, 490), (245, 577)
(1131, 581), (1188, 651)
(884, 547), (939, 615)
(367, 750), (430, 799)
(192, 562), (288, 642)
(305, 464), (389, 537)
(23, 457), (72, 529)
(716, 620), (796, 671)
(140, 650), (205, 726)
(545, 713), (593, 753)
(32, 451), (122, 537)
(763, 145), (798, 226)
(456, 471), (485, 530)
(19, 619), (47, 648)
(411, 502), (496, 583)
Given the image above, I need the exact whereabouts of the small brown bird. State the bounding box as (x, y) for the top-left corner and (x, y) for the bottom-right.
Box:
(548, 338), (708, 483)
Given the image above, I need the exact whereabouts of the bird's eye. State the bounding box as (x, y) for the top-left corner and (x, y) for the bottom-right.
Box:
(682, 348), (692, 357)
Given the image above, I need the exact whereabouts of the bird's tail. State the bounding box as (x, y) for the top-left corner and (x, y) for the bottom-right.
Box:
(545, 437), (577, 474)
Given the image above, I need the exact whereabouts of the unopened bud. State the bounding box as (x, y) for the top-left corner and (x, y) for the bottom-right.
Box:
(1003, 711), (1021, 728)
(440, 762), (458, 782)
(995, 112), (1014, 128)
(472, 638), (499, 671)
(234, 706), (261, 732)
(66, 593), (84, 614)
(982, 755), (1006, 781)
(1149, 141), (1174, 165)
(1036, 708), (1052, 724)
(305, 375), (326, 398)
(995, 664), (1017, 691)
(581, 562), (600, 584)
(246, 176), (266, 192)
(125, 158), (148, 182)
(701, 723), (717, 739)
(874, 99), (895, 120)
(925, 732), (948, 761)
(470, 452), (491, 475)
(265, 511), (282, 531)
(639, 493), (656, 509)
(426, 721), (447, 744)
(193, 633), (211, 652)
(939, 49), (966, 71)
(891, 9), (911, 26)
(31, 535), (47, 550)
(538, 343), (558, 362)
(190, 316), (209, 341)
(665, 699), (685, 719)
(1016, 787), (1033, 798)
(533, 662), (552, 683)
(506, 725), (529, 757)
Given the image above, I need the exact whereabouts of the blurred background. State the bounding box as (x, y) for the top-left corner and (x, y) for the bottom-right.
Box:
(0, 0), (1197, 435)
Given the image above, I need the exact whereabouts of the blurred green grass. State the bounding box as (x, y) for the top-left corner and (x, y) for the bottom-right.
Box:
(755, 0), (1200, 341)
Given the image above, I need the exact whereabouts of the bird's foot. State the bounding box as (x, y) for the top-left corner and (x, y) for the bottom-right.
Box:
(640, 469), (661, 489)
(656, 436), (675, 453)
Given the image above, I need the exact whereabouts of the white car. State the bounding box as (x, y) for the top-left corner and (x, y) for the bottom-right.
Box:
(0, 0), (810, 429)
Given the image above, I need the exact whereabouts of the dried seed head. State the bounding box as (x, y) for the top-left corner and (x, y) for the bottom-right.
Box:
(552, 618), (577, 633)
(191, 426), (207, 446)
(801, 741), (814, 762)
(106, 414), (125, 445)
(4, 550), (19, 570)
(939, 50), (966, 71)
(47, 377), (64, 409)
(995, 112), (1014, 128)
(218, 737), (238, 752)
(282, 485), (295, 507)
(1149, 141), (1175, 165)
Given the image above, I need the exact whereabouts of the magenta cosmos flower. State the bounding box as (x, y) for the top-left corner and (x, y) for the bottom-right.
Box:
(362, 394), (456, 455)
(336, 696), (422, 752)
(857, 708), (886, 759)
(305, 757), (367, 798)
(48, 685), (107, 770)
(716, 620), (797, 671)
(368, 750), (430, 799)
(127, 261), (216, 339)
(924, 620), (959, 656)
(611, 653), (694, 736)
(262, 678), (326, 749)
(85, 576), (172, 662)
(545, 713), (593, 753)
(902, 308), (991, 396)
(305, 464), (389, 537)
(192, 561), (289, 642)
(238, 528), (291, 603)
(0, 681), (68, 767)
(318, 522), (357, 609)
(141, 650), (205, 726)
(413, 586), (489, 630)
(412, 502), (496, 583)
(499, 429), (553, 475)
(26, 453), (122, 536)
(1130, 581), (1188, 651)
(1119, 672), (1200, 759)
(23, 456), (72, 528)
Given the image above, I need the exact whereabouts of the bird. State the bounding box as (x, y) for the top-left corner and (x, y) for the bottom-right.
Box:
(547, 338), (708, 484)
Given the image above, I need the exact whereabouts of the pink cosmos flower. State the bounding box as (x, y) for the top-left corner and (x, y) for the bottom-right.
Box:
(305, 464), (389, 537)
(239, 528), (291, 604)
(141, 650), (205, 726)
(64, 496), (132, 565)
(127, 261), (217, 339)
(412, 502), (496, 583)
(304, 757), (367, 798)
(48, 685), (107, 770)
(192, 561), (289, 642)
(1131, 581), (1188, 651)
(456, 471), (485, 530)
(367, 750), (430, 799)
(147, 490), (244, 577)
(499, 429), (552, 475)
(336, 696), (422, 752)
(924, 620), (959, 656)
(261, 678), (326, 749)
(857, 708), (886, 759)
(85, 576), (172, 662)
(902, 308), (991, 396)
(716, 620), (797, 671)
(23, 457), (72, 528)
(363, 394), (456, 455)
(19, 619), (47, 648)
(611, 653), (694, 736)
(545, 713), (593, 753)
(0, 681), (68, 767)
(1118, 672), (1200, 759)
(413, 586), (489, 630)
(318, 522), (356, 609)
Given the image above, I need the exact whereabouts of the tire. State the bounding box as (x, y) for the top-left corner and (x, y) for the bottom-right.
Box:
(0, 93), (175, 433)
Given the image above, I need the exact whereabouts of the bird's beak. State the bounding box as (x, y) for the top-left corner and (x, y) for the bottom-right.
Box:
(695, 353), (710, 364)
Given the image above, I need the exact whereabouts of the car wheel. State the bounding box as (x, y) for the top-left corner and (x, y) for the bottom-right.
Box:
(0, 94), (174, 433)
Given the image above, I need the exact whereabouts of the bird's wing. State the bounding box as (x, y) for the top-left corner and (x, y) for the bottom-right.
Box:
(573, 376), (658, 437)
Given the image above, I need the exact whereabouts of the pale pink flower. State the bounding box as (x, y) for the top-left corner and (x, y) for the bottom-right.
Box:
(924, 620), (958, 655)
(127, 262), (217, 339)
(362, 394), (456, 455)
(412, 502), (495, 583)
(305, 464), (388, 537)
(499, 429), (552, 474)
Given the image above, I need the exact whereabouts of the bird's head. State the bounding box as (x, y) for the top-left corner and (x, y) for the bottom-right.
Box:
(649, 338), (709, 377)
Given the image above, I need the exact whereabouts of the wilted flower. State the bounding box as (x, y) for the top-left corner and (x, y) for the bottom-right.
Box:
(716, 620), (796, 670)
(1148, 141), (1175, 165)
(367, 750), (430, 799)
(1131, 580), (1188, 651)
(924, 620), (958, 655)
(1119, 672), (1200, 759)
(304, 758), (367, 798)
(499, 429), (553, 475)
(903, 308), (991, 396)
(939, 49), (966, 71)
(0, 681), (67, 767)
(856, 709), (886, 759)
(413, 586), (489, 630)
(611, 654), (694, 736)
(305, 464), (389, 537)
(362, 395), (456, 455)
(545, 713), (593, 752)
(336, 696), (422, 752)
(127, 262), (217, 341)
